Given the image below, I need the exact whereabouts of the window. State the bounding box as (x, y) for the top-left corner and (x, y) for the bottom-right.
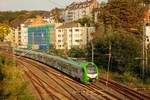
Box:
(58, 30), (61, 32)
(69, 29), (72, 32)
(58, 40), (61, 42)
(147, 38), (149, 42)
(87, 64), (96, 74)
(75, 40), (80, 42)
(75, 29), (79, 32)
(58, 34), (61, 37)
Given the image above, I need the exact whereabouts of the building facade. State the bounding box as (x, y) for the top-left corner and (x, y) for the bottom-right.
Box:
(146, 26), (150, 45)
(28, 24), (54, 50)
(55, 22), (95, 50)
(64, 0), (98, 22)
(4, 28), (15, 47)
(19, 24), (28, 48)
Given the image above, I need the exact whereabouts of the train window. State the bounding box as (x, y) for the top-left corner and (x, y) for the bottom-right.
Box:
(87, 64), (96, 74)
(72, 67), (78, 73)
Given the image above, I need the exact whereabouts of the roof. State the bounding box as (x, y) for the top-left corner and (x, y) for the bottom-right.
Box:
(56, 21), (80, 29)
(65, 0), (96, 10)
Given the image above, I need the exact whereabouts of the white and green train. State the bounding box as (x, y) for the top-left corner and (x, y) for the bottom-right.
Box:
(15, 48), (99, 84)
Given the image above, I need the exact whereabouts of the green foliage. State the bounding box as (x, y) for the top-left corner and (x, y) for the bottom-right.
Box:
(0, 55), (34, 100)
(48, 48), (66, 58)
(99, 0), (145, 34)
(93, 0), (150, 81)
(0, 11), (50, 27)
(89, 32), (142, 74)
(78, 15), (94, 27)
(143, 0), (150, 4)
(0, 23), (10, 42)
(91, 0), (150, 90)
(50, 8), (64, 23)
(68, 48), (87, 58)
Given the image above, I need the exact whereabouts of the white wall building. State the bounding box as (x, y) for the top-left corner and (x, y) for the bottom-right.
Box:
(64, 0), (98, 22)
(19, 24), (28, 48)
(4, 27), (21, 48)
(4, 28), (15, 47)
(55, 22), (95, 49)
(146, 26), (150, 45)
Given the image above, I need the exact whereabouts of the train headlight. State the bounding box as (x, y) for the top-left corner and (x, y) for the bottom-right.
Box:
(87, 73), (98, 79)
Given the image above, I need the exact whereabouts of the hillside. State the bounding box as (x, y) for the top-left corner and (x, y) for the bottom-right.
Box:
(0, 11), (50, 28)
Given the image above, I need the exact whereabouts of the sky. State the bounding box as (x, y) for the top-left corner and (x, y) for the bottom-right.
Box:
(0, 0), (107, 11)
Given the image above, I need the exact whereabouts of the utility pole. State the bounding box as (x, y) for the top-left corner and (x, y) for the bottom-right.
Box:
(86, 24), (94, 63)
(106, 43), (111, 86)
(142, 22), (145, 80)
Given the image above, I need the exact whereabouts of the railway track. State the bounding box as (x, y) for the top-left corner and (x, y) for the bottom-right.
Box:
(1, 51), (150, 100)
(19, 56), (150, 100)
(0, 51), (88, 100)
(18, 57), (115, 100)
(99, 77), (150, 100)
(19, 61), (70, 100)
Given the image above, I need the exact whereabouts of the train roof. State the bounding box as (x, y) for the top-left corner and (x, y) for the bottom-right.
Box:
(46, 54), (83, 68)
(15, 48), (84, 68)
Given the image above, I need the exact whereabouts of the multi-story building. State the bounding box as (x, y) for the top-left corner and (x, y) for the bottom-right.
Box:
(146, 26), (150, 45)
(64, 0), (98, 22)
(14, 27), (20, 47)
(4, 28), (15, 47)
(27, 16), (55, 50)
(19, 24), (28, 48)
(55, 22), (95, 50)
(28, 24), (54, 50)
(144, 10), (150, 45)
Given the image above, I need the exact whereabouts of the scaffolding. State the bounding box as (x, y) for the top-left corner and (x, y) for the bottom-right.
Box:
(28, 24), (54, 50)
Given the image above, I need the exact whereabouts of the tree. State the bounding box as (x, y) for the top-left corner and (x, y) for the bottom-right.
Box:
(0, 11), (50, 27)
(92, 0), (147, 75)
(0, 55), (34, 100)
(50, 8), (64, 23)
(98, 0), (145, 35)
(68, 48), (87, 58)
(0, 23), (10, 42)
(90, 32), (142, 74)
(78, 15), (94, 27)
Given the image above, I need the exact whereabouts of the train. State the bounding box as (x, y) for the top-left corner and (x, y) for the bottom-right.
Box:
(15, 48), (99, 84)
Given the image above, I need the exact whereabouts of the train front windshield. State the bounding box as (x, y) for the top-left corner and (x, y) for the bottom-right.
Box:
(87, 64), (96, 74)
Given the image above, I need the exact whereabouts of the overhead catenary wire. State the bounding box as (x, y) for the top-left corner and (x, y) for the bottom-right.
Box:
(46, 0), (65, 8)
(46, 0), (86, 8)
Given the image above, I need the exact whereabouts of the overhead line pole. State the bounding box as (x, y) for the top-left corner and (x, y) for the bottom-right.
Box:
(106, 43), (111, 86)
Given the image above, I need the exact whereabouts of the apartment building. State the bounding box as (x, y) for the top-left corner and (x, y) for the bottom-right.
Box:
(19, 24), (28, 48)
(145, 10), (150, 45)
(14, 28), (20, 47)
(4, 28), (15, 47)
(64, 0), (98, 22)
(55, 22), (95, 50)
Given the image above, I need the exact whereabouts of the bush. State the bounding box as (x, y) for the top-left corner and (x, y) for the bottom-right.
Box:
(91, 32), (142, 74)
(68, 48), (87, 58)
(0, 55), (34, 100)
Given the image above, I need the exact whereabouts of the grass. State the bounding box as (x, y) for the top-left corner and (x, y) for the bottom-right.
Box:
(99, 68), (150, 93)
